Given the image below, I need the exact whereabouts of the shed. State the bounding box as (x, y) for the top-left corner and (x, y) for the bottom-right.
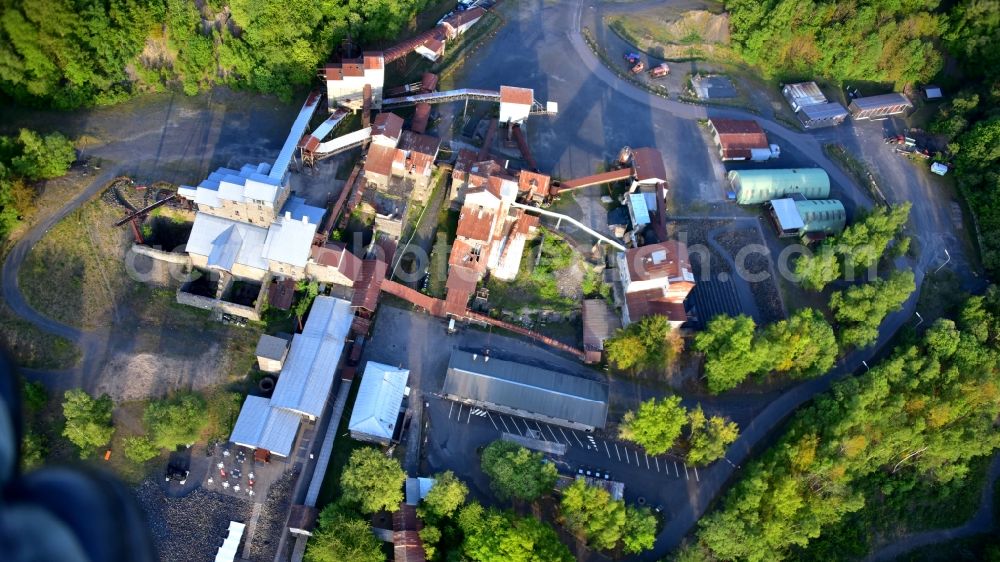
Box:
(848, 93), (912, 119)
(442, 350), (609, 430)
(728, 168), (830, 205)
(781, 82), (828, 112)
(795, 199), (846, 235)
(348, 362), (410, 444)
(923, 86), (943, 100)
(798, 102), (848, 129)
(766, 198), (804, 237)
(582, 299), (621, 363)
(405, 477), (436, 505)
(708, 119), (774, 161)
(255, 334), (290, 373)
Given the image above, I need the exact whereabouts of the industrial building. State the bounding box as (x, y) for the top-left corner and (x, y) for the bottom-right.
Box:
(848, 93), (913, 120)
(441, 350), (609, 431)
(781, 82), (848, 128)
(229, 395), (302, 458)
(708, 119), (779, 161)
(766, 198), (846, 239)
(348, 362), (410, 445)
(728, 168), (830, 205)
(615, 240), (695, 327)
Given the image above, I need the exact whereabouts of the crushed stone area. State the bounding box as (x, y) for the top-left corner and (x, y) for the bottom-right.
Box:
(246, 471), (296, 561)
(714, 228), (785, 323)
(94, 344), (227, 401)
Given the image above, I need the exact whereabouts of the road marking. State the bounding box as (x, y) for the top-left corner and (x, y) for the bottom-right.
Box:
(614, 443), (621, 462)
(694, 466), (700, 482)
(457, 404), (464, 422)
(532, 421), (547, 440)
(645, 454), (650, 469)
(448, 402), (454, 420)
(559, 427), (572, 446)
(497, 414), (511, 433)
(625, 448), (630, 465)
(684, 464), (690, 480)
(635, 450), (640, 465)
(485, 410), (498, 431)
(508, 416), (522, 436)
(655, 457), (660, 472)
(545, 424), (559, 443)
(466, 408), (472, 424)
(603, 441), (611, 458)
(571, 431), (585, 448)
(674, 461), (679, 477)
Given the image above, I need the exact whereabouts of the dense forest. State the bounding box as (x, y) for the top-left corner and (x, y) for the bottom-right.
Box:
(680, 288), (1000, 561)
(0, 0), (431, 107)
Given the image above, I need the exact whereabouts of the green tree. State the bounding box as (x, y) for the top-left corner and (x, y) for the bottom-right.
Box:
(838, 204), (911, 275)
(793, 244), (840, 291)
(560, 478), (626, 550)
(829, 270), (916, 349)
(458, 502), (574, 562)
(605, 331), (645, 370)
(686, 405), (740, 466)
(20, 431), (47, 471)
(623, 506), (658, 554)
(123, 435), (160, 463)
(695, 314), (763, 393)
(480, 440), (558, 502)
(21, 380), (47, 413)
(61, 389), (114, 457)
(305, 504), (385, 562)
(760, 308), (837, 378)
(340, 447), (406, 514)
(143, 392), (207, 449)
(9, 129), (76, 180)
(619, 396), (687, 455)
(605, 315), (679, 370)
(419, 470), (468, 520)
(418, 525), (441, 560)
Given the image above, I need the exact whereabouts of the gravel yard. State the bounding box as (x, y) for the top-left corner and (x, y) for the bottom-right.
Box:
(245, 471), (296, 562)
(714, 228), (786, 323)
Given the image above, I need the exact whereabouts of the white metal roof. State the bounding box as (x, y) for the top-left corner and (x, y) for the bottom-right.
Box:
(628, 193), (650, 225)
(179, 163), (285, 208)
(281, 196), (326, 224)
(229, 395), (300, 457)
(271, 94), (322, 181)
(262, 214), (318, 268)
(187, 213), (269, 271)
(349, 362), (409, 440)
(256, 334), (289, 360)
(271, 297), (354, 418)
(771, 198), (805, 230)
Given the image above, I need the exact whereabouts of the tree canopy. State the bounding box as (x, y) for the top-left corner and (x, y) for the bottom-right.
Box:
(420, 470), (468, 521)
(0, 129), (76, 239)
(829, 269), (915, 349)
(143, 392), (208, 449)
(694, 289), (1000, 561)
(605, 315), (680, 371)
(695, 314), (763, 393)
(340, 447), (406, 513)
(686, 405), (740, 466)
(61, 389), (114, 457)
(306, 504), (385, 562)
(559, 479), (657, 554)
(457, 502), (574, 562)
(619, 396), (687, 455)
(480, 440), (558, 502)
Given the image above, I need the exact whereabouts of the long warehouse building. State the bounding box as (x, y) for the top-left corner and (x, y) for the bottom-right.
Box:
(728, 168), (830, 205)
(442, 350), (609, 431)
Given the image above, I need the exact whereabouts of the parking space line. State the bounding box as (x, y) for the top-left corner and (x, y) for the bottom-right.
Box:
(684, 464), (690, 480)
(448, 402), (454, 420)
(485, 411), (498, 431)
(497, 413), (510, 433)
(655, 457), (660, 472)
(694, 466), (700, 482)
(625, 448), (630, 464)
(603, 441), (611, 458)
(457, 404), (464, 422)
(645, 454), (650, 469)
(532, 421), (548, 441)
(614, 443), (621, 462)
(635, 450), (640, 465)
(571, 431), (585, 448)
(674, 461), (679, 477)
(559, 427), (572, 446)
(466, 408), (472, 424)
(545, 424), (559, 443)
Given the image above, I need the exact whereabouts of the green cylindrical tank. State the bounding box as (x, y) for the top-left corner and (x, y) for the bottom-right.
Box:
(794, 199), (846, 234)
(728, 168), (831, 204)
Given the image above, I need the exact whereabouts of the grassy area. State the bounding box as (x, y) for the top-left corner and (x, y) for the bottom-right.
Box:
(0, 302), (80, 369)
(823, 143), (888, 206)
(18, 195), (131, 329)
(428, 207), (459, 298)
(485, 228), (580, 313)
(605, 5), (733, 62)
(314, 376), (377, 509)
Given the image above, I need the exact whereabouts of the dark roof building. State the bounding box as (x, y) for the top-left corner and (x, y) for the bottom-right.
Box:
(442, 350), (609, 430)
(708, 119), (771, 160)
(848, 93), (912, 120)
(582, 299), (621, 364)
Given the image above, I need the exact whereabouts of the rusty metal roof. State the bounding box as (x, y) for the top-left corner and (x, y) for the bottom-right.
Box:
(411, 103), (431, 134)
(364, 144), (396, 178)
(455, 205), (496, 241)
(500, 85), (534, 106)
(372, 112), (404, 141)
(267, 277), (297, 310)
(631, 147), (667, 182)
(352, 259), (387, 310)
(518, 170), (551, 197)
(709, 118), (769, 158)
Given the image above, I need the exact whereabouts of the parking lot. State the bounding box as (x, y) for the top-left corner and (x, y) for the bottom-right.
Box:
(426, 395), (706, 508)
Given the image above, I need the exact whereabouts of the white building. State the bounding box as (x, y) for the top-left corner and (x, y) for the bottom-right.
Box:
(499, 86), (533, 125)
(348, 362), (410, 445)
(322, 52), (386, 111)
(229, 395), (301, 458)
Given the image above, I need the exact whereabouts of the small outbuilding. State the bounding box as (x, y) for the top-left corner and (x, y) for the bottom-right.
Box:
(795, 199), (846, 235)
(923, 86), (943, 100)
(348, 361), (410, 445)
(255, 334), (290, 373)
(708, 119), (779, 161)
(728, 168), (830, 205)
(582, 299), (622, 364)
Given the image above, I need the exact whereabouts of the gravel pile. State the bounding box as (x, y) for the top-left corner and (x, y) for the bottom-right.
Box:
(715, 228), (784, 323)
(135, 478), (254, 562)
(246, 471), (297, 561)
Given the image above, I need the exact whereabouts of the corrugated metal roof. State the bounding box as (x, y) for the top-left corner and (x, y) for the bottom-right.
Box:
(800, 102), (848, 121)
(770, 198), (804, 230)
(281, 196), (326, 224)
(256, 334), (289, 360)
(631, 147), (667, 182)
(271, 93), (321, 181)
(270, 296), (354, 418)
(262, 213), (319, 268)
(442, 350), (609, 428)
(729, 168), (830, 204)
(229, 396), (300, 457)
(782, 82), (827, 107)
(850, 92), (912, 111)
(628, 193), (650, 225)
(500, 85), (534, 106)
(795, 199), (846, 234)
(348, 362), (409, 441)
(187, 213), (269, 271)
(582, 299), (620, 351)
